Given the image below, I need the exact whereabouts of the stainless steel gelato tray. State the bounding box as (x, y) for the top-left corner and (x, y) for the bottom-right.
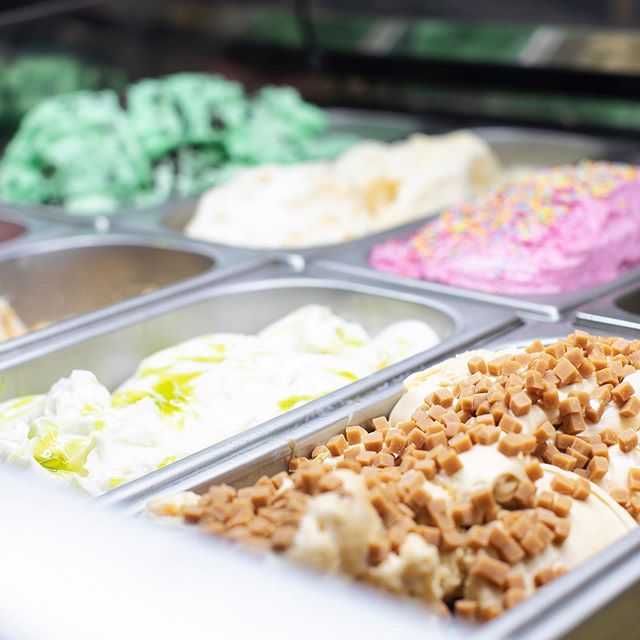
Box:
(108, 316), (640, 640)
(574, 280), (640, 334)
(0, 229), (271, 355)
(0, 259), (519, 496)
(312, 220), (640, 320)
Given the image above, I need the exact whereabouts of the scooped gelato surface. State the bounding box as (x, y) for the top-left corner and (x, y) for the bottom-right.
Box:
(185, 131), (501, 248)
(370, 162), (640, 294)
(0, 305), (439, 494)
(154, 331), (640, 622)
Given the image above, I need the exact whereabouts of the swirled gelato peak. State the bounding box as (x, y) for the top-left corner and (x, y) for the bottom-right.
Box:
(370, 161), (640, 294)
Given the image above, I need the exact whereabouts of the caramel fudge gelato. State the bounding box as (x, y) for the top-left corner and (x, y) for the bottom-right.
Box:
(154, 331), (640, 621)
(370, 162), (640, 294)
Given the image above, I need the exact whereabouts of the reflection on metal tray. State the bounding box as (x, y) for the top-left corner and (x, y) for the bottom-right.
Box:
(0, 260), (518, 497)
(107, 317), (640, 640)
(312, 219), (640, 320)
(0, 230), (269, 355)
(575, 280), (640, 333)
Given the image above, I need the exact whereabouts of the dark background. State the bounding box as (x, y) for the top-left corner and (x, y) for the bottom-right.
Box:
(0, 1), (638, 28)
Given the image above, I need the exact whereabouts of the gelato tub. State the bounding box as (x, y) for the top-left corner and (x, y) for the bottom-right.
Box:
(144, 328), (640, 628)
(0, 304), (440, 494)
(0, 73), (357, 218)
(369, 162), (640, 296)
(0, 266), (516, 496)
(182, 130), (501, 249)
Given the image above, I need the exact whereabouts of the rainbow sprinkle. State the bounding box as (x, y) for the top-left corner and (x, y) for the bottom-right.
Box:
(409, 161), (638, 259)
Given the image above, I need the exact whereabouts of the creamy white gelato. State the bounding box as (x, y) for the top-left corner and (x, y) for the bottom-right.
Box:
(185, 131), (502, 248)
(0, 305), (439, 494)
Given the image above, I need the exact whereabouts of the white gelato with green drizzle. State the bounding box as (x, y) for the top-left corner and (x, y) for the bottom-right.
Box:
(0, 305), (439, 494)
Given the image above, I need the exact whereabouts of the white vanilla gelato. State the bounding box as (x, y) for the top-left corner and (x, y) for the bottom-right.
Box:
(0, 305), (439, 494)
(185, 131), (502, 248)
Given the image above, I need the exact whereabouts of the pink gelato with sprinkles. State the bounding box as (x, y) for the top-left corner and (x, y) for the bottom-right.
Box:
(369, 161), (640, 295)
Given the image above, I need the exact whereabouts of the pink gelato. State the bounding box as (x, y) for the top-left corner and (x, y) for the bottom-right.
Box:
(369, 162), (640, 295)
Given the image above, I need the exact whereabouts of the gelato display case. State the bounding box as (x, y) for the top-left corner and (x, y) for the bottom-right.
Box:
(3, 2), (640, 639)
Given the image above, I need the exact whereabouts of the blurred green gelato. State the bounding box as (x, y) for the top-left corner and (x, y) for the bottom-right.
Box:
(0, 72), (358, 215)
